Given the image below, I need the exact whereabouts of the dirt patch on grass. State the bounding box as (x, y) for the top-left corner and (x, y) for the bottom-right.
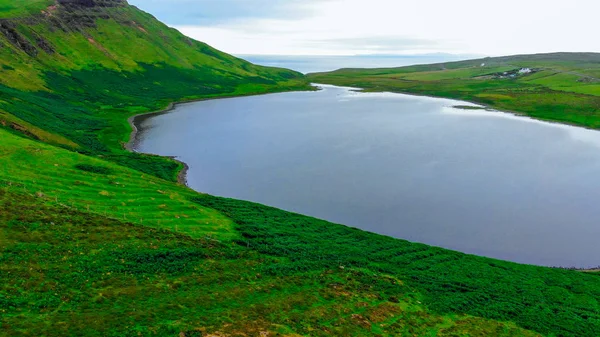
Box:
(132, 21), (148, 33)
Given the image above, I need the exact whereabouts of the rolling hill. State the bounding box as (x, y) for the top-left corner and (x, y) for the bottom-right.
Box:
(308, 53), (600, 129)
(2, 1), (600, 336)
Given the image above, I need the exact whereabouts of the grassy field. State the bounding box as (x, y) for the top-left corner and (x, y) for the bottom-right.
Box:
(2, 1), (600, 336)
(308, 53), (600, 130)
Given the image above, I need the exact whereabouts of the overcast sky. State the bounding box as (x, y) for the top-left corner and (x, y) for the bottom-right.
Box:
(129, 0), (600, 56)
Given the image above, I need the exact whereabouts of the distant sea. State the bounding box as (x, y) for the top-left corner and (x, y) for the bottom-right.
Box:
(240, 54), (480, 74)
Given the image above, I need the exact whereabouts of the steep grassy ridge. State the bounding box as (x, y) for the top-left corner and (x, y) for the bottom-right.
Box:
(0, 0), (309, 180)
(308, 53), (600, 129)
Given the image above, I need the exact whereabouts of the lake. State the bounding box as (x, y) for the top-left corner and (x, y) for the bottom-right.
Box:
(134, 85), (600, 268)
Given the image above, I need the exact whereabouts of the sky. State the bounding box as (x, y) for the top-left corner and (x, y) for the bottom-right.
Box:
(128, 0), (600, 56)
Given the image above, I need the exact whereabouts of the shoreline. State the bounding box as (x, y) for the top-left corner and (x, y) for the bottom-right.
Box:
(321, 83), (541, 126)
(125, 101), (189, 184)
(125, 88), (316, 186)
(353, 86), (600, 133)
(126, 83), (600, 188)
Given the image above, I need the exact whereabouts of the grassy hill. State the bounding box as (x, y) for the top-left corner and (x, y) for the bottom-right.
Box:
(0, 0), (309, 180)
(2, 1), (600, 336)
(308, 53), (600, 130)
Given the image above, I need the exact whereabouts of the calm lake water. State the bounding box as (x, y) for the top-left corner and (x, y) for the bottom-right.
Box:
(135, 85), (600, 268)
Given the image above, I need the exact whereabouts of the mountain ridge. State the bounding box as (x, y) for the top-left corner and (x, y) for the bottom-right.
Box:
(0, 0), (309, 180)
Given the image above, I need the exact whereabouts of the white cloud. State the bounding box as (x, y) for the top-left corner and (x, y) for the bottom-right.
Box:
(141, 0), (600, 56)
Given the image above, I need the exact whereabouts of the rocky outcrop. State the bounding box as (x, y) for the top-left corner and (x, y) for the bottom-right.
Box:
(0, 20), (38, 56)
(57, 0), (128, 8)
(0, 0), (129, 57)
(36, 36), (55, 54)
(55, 0), (129, 29)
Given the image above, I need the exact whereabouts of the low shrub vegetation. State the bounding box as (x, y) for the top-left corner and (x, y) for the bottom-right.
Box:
(74, 164), (113, 175)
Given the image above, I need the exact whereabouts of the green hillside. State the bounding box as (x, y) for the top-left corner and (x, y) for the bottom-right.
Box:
(308, 53), (600, 129)
(2, 1), (600, 336)
(0, 0), (309, 180)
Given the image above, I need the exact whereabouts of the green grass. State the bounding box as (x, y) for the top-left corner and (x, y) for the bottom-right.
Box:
(308, 53), (600, 130)
(0, 128), (235, 240)
(0, 180), (543, 336)
(0, 0), (52, 18)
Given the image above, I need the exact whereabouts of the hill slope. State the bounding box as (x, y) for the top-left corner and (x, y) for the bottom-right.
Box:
(2, 2), (600, 336)
(309, 53), (600, 129)
(0, 180), (543, 337)
(0, 0), (309, 180)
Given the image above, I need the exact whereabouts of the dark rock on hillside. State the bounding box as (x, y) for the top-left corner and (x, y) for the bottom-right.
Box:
(56, 0), (128, 29)
(57, 0), (128, 9)
(36, 37), (55, 54)
(0, 20), (38, 56)
(1, 0), (130, 56)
